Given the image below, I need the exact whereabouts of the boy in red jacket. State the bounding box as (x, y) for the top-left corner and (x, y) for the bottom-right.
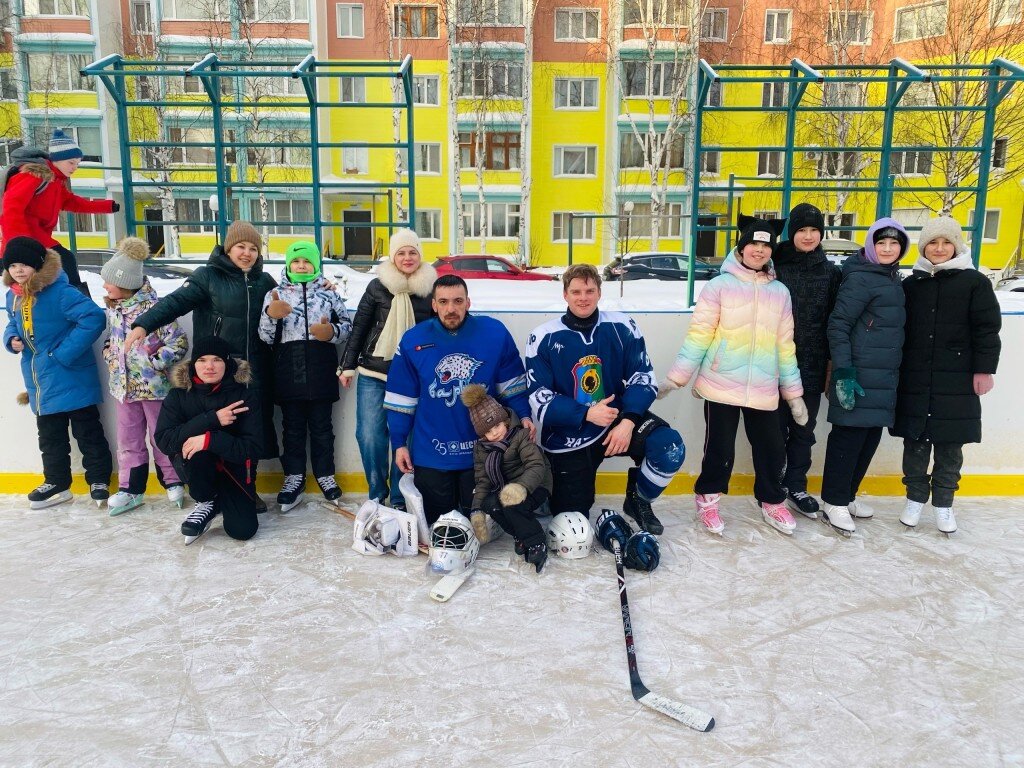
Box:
(0, 130), (119, 288)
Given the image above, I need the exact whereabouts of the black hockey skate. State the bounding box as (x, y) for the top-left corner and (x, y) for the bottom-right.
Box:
(277, 474), (305, 513)
(90, 483), (109, 507)
(181, 501), (217, 544)
(785, 490), (820, 520)
(27, 482), (73, 510)
(316, 475), (342, 504)
(624, 468), (664, 535)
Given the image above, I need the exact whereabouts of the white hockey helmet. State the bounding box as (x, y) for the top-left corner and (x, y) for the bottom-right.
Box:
(547, 512), (594, 559)
(428, 511), (480, 574)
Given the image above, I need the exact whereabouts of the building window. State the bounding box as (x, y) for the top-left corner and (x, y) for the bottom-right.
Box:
(169, 127), (215, 165)
(890, 150), (933, 175)
(619, 133), (685, 169)
(130, 0), (152, 32)
(457, 0), (523, 24)
(0, 68), (17, 100)
(246, 130), (312, 167)
(817, 151), (858, 177)
(554, 78), (598, 109)
(262, 199), (314, 235)
(461, 202), (521, 239)
(824, 212), (856, 240)
(757, 151), (783, 176)
(991, 0), (1022, 25)
(412, 142), (441, 174)
(340, 77), (366, 103)
(415, 209), (443, 240)
(32, 125), (101, 162)
(24, 0), (87, 14)
(459, 61), (523, 98)
(459, 131), (521, 170)
(394, 4), (439, 37)
(762, 81), (786, 107)
(165, 0), (229, 19)
(55, 211), (104, 234)
(27, 53), (91, 91)
(552, 212), (595, 242)
(699, 151), (720, 174)
(242, 0), (308, 21)
(623, 0), (688, 27)
(619, 202), (684, 238)
(622, 61), (679, 98)
(554, 146), (597, 176)
(337, 3), (364, 37)
(175, 198), (217, 234)
(342, 147), (369, 174)
(764, 10), (790, 43)
(700, 8), (728, 41)
(412, 75), (440, 105)
(967, 209), (999, 241)
(555, 8), (599, 39)
(705, 79), (722, 107)
(753, 209), (780, 220)
(827, 11), (871, 43)
(894, 1), (947, 42)
(992, 137), (1008, 169)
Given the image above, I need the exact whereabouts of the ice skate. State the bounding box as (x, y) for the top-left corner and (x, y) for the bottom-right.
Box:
(316, 475), (342, 504)
(90, 483), (109, 508)
(181, 501), (217, 544)
(785, 490), (820, 520)
(849, 498), (874, 519)
(695, 493), (725, 535)
(277, 474), (305, 513)
(821, 503), (855, 536)
(623, 467), (664, 535)
(900, 499), (924, 528)
(761, 501), (797, 535)
(513, 538), (526, 556)
(108, 490), (145, 517)
(525, 542), (548, 573)
(166, 484), (185, 509)
(935, 506), (957, 534)
(27, 482), (72, 510)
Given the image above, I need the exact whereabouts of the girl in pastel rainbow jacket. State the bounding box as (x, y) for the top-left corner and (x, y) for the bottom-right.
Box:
(657, 216), (807, 536)
(101, 237), (189, 514)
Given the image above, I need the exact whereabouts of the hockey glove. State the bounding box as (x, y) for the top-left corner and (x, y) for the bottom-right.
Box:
(656, 378), (680, 400)
(787, 396), (809, 426)
(309, 316), (335, 342)
(266, 290), (293, 320)
(595, 508), (634, 554)
(623, 531), (660, 572)
(833, 367), (865, 411)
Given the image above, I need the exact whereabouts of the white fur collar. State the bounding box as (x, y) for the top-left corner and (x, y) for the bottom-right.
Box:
(912, 251), (975, 275)
(377, 259), (437, 297)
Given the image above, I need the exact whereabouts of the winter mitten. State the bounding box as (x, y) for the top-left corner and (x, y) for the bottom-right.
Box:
(833, 367), (865, 411)
(623, 531), (660, 572)
(656, 378), (680, 400)
(499, 483), (527, 507)
(309, 316), (334, 342)
(595, 509), (634, 554)
(788, 397), (809, 426)
(266, 290), (292, 320)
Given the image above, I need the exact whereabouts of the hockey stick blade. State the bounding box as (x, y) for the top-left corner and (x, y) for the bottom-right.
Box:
(429, 565), (475, 602)
(612, 537), (715, 732)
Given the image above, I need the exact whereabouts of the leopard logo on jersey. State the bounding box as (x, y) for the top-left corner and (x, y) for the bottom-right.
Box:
(429, 353), (483, 407)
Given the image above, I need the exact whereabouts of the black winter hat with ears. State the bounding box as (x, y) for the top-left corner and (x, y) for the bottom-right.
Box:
(736, 213), (787, 254)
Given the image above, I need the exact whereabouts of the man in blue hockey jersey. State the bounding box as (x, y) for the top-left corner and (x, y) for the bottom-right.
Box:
(525, 264), (683, 534)
(384, 274), (534, 524)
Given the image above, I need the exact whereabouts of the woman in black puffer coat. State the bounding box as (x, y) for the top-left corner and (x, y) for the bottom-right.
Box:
(891, 217), (1001, 532)
(339, 228), (436, 507)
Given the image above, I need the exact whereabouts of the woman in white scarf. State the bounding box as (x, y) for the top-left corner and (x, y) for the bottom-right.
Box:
(339, 229), (437, 507)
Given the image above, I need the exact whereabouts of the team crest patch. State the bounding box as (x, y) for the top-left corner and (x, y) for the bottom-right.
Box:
(572, 355), (605, 406)
(429, 353), (483, 406)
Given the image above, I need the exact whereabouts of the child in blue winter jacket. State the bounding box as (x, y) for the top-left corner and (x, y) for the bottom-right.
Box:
(259, 241), (351, 510)
(3, 236), (112, 508)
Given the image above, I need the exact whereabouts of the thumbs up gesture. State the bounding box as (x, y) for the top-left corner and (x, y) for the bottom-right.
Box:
(309, 315), (335, 342)
(266, 290), (292, 320)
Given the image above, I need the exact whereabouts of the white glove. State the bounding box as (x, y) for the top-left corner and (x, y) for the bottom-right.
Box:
(656, 379), (680, 400)
(788, 397), (809, 426)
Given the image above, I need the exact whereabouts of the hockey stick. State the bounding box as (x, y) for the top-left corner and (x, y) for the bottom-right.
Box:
(611, 539), (715, 732)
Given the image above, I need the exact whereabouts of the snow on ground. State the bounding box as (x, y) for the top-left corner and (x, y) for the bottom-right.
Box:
(1, 492), (1021, 767)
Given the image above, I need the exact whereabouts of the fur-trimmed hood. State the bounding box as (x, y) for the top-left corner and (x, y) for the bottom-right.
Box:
(170, 358), (252, 390)
(377, 259), (437, 298)
(2, 250), (63, 296)
(14, 162), (55, 183)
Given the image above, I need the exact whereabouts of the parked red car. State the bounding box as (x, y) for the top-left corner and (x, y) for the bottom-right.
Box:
(433, 255), (555, 281)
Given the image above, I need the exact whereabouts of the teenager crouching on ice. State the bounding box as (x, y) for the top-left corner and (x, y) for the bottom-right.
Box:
(891, 217), (1000, 534)
(658, 216), (808, 536)
(819, 218), (908, 536)
(155, 336), (263, 543)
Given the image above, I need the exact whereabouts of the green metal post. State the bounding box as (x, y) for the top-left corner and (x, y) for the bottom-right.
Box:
(567, 212), (575, 265)
(401, 55), (416, 229)
(689, 62), (714, 308)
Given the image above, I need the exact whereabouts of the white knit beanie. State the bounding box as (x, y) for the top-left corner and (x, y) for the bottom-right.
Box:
(388, 228), (422, 261)
(918, 216), (967, 258)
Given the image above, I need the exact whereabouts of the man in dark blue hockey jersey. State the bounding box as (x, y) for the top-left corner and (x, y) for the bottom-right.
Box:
(384, 275), (534, 524)
(525, 264), (683, 534)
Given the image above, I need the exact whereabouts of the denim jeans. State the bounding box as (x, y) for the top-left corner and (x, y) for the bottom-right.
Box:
(356, 374), (404, 506)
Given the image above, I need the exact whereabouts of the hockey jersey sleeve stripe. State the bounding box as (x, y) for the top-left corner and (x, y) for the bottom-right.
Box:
(383, 391), (418, 414)
(495, 374), (527, 398)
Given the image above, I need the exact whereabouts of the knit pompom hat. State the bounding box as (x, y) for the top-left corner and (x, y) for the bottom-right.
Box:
(224, 221), (262, 255)
(917, 216), (967, 258)
(461, 383), (508, 438)
(389, 228), (422, 261)
(49, 129), (83, 162)
(100, 237), (150, 290)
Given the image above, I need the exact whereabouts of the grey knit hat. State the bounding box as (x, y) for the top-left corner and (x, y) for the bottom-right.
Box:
(100, 236), (150, 290)
(917, 216), (967, 258)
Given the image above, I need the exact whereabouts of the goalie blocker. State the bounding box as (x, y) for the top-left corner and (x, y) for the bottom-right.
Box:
(352, 500), (419, 556)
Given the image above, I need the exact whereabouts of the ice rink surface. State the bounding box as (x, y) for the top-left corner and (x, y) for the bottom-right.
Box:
(1, 492), (1021, 768)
